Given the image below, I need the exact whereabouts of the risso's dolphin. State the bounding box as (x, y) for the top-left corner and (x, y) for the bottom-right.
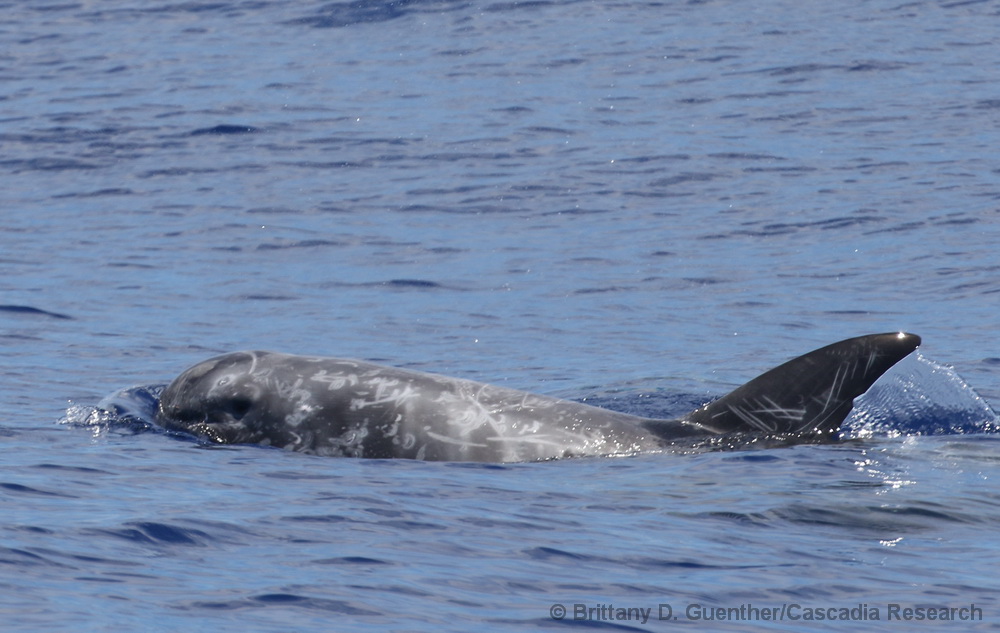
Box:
(156, 332), (920, 462)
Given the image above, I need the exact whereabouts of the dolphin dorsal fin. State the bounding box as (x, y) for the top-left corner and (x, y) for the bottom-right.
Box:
(686, 332), (921, 437)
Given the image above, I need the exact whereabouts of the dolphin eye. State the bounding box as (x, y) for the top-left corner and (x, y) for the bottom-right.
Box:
(226, 397), (253, 420)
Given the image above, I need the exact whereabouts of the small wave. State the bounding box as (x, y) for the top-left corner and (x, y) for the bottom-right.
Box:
(289, 0), (467, 29)
(255, 239), (346, 251)
(765, 499), (982, 533)
(0, 483), (75, 498)
(0, 546), (75, 570)
(84, 521), (210, 546)
(0, 158), (101, 173)
(313, 556), (392, 565)
(0, 305), (72, 320)
(189, 124), (260, 136)
(382, 278), (442, 288)
(187, 593), (381, 615)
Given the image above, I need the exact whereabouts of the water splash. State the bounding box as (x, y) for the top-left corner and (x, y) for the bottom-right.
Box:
(844, 353), (1000, 439)
(59, 385), (164, 435)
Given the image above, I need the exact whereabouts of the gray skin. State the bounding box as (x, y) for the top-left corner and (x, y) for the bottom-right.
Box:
(157, 332), (920, 462)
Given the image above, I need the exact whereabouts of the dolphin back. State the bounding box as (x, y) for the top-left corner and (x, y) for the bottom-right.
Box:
(685, 332), (921, 437)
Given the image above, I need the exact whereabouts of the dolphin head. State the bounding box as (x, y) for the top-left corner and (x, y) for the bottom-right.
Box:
(157, 351), (273, 445)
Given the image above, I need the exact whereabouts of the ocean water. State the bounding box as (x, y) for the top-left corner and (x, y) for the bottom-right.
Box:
(4, 0), (1000, 630)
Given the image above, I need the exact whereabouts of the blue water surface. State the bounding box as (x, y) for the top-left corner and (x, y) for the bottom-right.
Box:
(3, 0), (1000, 631)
